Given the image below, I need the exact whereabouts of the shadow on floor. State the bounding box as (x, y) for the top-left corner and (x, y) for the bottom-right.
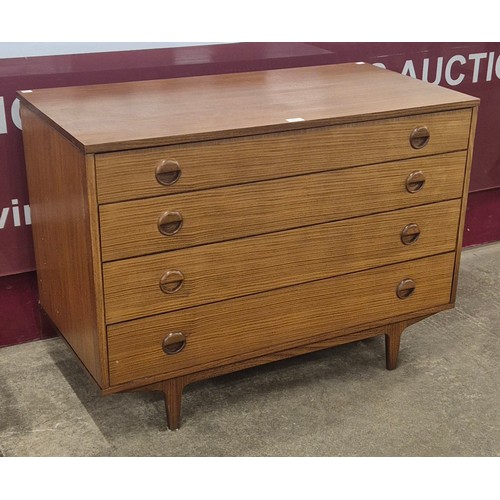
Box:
(44, 334), (385, 439)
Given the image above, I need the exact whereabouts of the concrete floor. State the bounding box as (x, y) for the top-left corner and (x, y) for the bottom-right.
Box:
(1, 243), (499, 457)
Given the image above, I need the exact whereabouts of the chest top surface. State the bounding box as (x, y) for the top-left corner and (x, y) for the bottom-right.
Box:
(17, 62), (478, 153)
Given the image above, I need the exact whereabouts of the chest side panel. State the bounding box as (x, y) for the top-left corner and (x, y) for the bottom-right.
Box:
(20, 105), (108, 388)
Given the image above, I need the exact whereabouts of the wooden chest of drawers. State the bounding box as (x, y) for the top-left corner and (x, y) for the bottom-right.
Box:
(18, 63), (479, 429)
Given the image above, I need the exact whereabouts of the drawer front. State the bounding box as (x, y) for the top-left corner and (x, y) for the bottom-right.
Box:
(100, 151), (466, 261)
(95, 109), (471, 204)
(108, 252), (455, 385)
(103, 200), (461, 323)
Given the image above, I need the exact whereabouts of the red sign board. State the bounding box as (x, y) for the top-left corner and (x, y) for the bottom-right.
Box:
(1, 42), (499, 277)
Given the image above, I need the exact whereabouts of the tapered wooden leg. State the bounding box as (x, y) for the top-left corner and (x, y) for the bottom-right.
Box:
(385, 322), (406, 370)
(161, 378), (186, 430)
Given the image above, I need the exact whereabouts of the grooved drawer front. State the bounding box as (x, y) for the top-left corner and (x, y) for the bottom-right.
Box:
(99, 151), (466, 261)
(108, 252), (456, 385)
(103, 200), (461, 323)
(95, 109), (471, 203)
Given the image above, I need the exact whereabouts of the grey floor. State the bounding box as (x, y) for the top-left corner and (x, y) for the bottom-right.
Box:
(1, 243), (499, 457)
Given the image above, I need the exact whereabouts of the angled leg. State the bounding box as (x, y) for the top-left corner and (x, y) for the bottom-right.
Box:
(384, 322), (406, 370)
(161, 377), (186, 430)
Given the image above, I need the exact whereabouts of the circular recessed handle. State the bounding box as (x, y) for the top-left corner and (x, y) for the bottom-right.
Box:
(162, 332), (186, 355)
(159, 270), (184, 294)
(158, 211), (183, 236)
(155, 159), (181, 186)
(410, 126), (430, 149)
(396, 278), (416, 299)
(406, 170), (426, 193)
(401, 223), (421, 245)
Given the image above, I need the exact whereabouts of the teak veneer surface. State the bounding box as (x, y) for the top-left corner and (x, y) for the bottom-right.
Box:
(108, 252), (455, 385)
(94, 109), (471, 203)
(103, 200), (461, 323)
(20, 107), (107, 386)
(451, 106), (478, 302)
(17, 63), (478, 152)
(99, 152), (467, 261)
(18, 62), (479, 428)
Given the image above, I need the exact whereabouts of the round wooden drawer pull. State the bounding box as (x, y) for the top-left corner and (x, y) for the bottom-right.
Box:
(160, 270), (184, 294)
(406, 170), (426, 193)
(401, 223), (421, 245)
(396, 279), (416, 299)
(158, 210), (183, 236)
(410, 126), (430, 149)
(155, 159), (181, 186)
(162, 332), (186, 355)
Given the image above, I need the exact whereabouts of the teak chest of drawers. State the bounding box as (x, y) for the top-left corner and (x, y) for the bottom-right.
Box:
(19, 63), (479, 429)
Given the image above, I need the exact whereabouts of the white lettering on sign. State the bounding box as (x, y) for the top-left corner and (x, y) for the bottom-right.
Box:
(0, 207), (9, 229)
(496, 55), (500, 78)
(445, 54), (467, 86)
(0, 199), (31, 229)
(422, 57), (443, 84)
(11, 98), (21, 130)
(0, 96), (22, 135)
(11, 199), (21, 226)
(402, 59), (417, 79)
(371, 51), (500, 87)
(486, 52), (495, 81)
(469, 52), (488, 83)
(0, 96), (7, 134)
(24, 204), (31, 225)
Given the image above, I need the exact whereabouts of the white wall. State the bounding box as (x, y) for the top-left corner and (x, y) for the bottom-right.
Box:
(0, 42), (223, 59)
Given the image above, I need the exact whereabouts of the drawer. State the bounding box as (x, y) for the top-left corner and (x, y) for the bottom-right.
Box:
(103, 200), (461, 323)
(100, 151), (466, 261)
(95, 109), (471, 204)
(108, 252), (456, 385)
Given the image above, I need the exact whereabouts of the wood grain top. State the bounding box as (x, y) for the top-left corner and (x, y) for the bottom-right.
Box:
(18, 63), (479, 153)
